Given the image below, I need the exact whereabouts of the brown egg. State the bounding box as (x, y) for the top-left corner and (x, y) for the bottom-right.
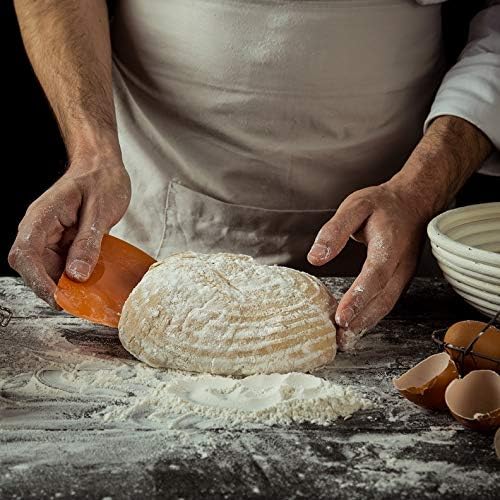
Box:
(495, 428), (500, 459)
(445, 370), (500, 431)
(393, 352), (459, 411)
(444, 320), (500, 373)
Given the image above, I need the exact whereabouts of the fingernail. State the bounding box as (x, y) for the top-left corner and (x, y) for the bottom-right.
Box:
(308, 244), (329, 261)
(68, 260), (91, 281)
(336, 306), (355, 328)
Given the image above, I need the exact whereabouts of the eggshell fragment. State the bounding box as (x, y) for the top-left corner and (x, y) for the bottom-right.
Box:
(445, 370), (500, 431)
(393, 352), (458, 411)
(444, 320), (500, 373)
(495, 428), (500, 459)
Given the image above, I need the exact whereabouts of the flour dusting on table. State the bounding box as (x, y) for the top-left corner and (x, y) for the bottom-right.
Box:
(0, 280), (369, 428)
(3, 344), (369, 428)
(3, 278), (499, 500)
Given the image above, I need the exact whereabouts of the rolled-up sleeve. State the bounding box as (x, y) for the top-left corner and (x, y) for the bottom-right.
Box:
(424, 0), (500, 175)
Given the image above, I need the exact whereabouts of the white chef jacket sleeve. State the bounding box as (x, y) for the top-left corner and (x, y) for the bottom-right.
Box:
(424, 0), (500, 175)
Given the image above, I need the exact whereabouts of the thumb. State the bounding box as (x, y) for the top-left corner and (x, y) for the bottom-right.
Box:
(65, 212), (106, 282)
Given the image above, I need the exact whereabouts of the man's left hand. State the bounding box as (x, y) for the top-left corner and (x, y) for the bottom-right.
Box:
(307, 183), (429, 351)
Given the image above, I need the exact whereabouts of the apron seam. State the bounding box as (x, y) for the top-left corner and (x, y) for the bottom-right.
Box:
(142, 70), (445, 100)
(155, 180), (174, 259)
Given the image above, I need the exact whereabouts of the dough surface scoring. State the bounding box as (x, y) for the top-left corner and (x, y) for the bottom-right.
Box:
(118, 252), (337, 375)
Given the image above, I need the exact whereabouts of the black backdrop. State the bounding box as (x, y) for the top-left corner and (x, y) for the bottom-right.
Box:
(3, 2), (66, 276)
(1, 1), (498, 277)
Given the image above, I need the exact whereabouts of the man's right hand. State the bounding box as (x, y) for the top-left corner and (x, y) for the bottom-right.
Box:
(8, 153), (131, 308)
(12, 0), (130, 307)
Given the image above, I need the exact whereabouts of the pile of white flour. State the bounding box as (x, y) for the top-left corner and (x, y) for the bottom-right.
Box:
(27, 361), (370, 427)
(99, 369), (370, 426)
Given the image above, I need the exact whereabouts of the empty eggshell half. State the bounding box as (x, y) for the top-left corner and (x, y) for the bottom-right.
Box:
(445, 370), (500, 431)
(393, 352), (458, 410)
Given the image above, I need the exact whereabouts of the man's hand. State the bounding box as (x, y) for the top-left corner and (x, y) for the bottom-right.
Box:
(307, 116), (493, 351)
(9, 154), (131, 308)
(307, 183), (426, 350)
(11, 0), (128, 306)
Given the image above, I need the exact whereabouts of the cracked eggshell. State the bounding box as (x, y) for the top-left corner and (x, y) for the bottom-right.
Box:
(393, 352), (458, 411)
(445, 370), (500, 431)
(444, 320), (500, 373)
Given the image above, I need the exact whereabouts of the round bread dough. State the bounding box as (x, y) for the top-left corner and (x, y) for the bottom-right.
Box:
(118, 252), (337, 375)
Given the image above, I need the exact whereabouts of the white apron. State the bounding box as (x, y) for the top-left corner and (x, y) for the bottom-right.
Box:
(110, 0), (446, 275)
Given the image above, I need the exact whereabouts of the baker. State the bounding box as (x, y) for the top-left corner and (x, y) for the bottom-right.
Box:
(9, 0), (500, 349)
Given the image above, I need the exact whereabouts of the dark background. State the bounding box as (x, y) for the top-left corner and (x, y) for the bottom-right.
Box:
(1, 0), (498, 277)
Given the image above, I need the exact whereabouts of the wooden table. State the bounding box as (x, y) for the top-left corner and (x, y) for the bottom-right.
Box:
(0, 277), (498, 499)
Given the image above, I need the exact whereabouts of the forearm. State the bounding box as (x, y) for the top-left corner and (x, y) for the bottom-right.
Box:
(14, 0), (119, 159)
(387, 116), (493, 220)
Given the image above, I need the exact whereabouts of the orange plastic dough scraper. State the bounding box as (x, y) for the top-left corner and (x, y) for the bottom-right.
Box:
(54, 234), (157, 328)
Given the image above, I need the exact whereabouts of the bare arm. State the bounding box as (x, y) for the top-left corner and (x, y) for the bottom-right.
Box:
(309, 0), (500, 349)
(388, 116), (493, 219)
(308, 115), (492, 350)
(14, 0), (118, 156)
(10, 0), (131, 306)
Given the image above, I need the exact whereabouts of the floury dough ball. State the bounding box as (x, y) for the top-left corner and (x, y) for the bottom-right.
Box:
(118, 252), (337, 376)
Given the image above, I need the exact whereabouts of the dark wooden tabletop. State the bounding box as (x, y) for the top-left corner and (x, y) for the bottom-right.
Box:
(0, 277), (498, 500)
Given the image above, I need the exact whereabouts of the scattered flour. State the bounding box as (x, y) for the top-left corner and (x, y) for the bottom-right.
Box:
(339, 328), (369, 352)
(2, 278), (500, 498)
(11, 362), (370, 428)
(0, 294), (372, 491)
(0, 288), (370, 429)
